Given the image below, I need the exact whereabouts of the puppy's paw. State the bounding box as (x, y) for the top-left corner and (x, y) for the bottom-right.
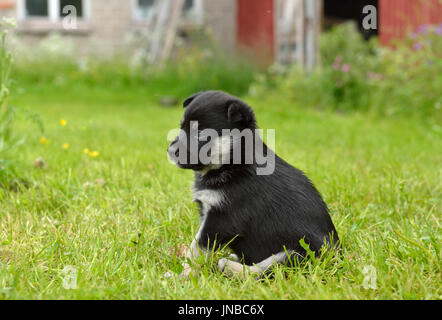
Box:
(217, 258), (228, 272)
(217, 254), (239, 271)
(218, 259), (262, 278)
(228, 253), (240, 262)
(218, 258), (242, 278)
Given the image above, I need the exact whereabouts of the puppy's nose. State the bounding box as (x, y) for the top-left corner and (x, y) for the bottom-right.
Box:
(168, 144), (179, 158)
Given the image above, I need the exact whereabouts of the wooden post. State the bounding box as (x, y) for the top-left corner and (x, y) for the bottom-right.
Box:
(276, 0), (294, 64)
(275, 0), (283, 64)
(304, 0), (315, 71)
(294, 0), (305, 66)
(304, 0), (321, 72)
(316, 0), (323, 67)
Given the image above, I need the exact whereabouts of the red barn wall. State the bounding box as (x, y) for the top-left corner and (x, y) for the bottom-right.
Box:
(236, 0), (275, 61)
(380, 0), (442, 45)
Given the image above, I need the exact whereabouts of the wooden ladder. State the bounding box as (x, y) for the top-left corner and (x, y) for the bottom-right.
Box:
(147, 0), (185, 64)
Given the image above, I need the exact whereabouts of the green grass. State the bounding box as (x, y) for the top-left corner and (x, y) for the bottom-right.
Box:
(0, 83), (440, 299)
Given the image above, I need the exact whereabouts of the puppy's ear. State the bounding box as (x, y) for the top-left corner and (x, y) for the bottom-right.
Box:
(183, 92), (203, 108)
(227, 101), (256, 127)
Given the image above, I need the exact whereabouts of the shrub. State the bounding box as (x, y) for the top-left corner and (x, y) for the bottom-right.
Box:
(0, 18), (44, 189)
(11, 31), (262, 99)
(0, 18), (21, 187)
(374, 24), (442, 117)
(253, 22), (442, 119)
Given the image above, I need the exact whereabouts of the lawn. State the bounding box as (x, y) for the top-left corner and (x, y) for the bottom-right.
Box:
(0, 84), (440, 299)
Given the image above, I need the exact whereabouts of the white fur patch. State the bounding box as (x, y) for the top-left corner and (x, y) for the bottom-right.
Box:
(211, 135), (233, 165)
(192, 189), (224, 213)
(195, 135), (234, 175)
(192, 189), (224, 243)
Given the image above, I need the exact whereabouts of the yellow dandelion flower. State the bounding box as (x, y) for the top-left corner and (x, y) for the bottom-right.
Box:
(62, 143), (70, 150)
(60, 119), (67, 126)
(88, 151), (99, 158)
(83, 148), (90, 154)
(39, 137), (48, 145)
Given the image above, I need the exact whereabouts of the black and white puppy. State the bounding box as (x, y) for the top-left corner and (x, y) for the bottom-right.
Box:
(168, 91), (339, 277)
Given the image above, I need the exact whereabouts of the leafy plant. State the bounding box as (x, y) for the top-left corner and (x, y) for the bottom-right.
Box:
(374, 23), (442, 117)
(0, 18), (20, 187)
(0, 18), (44, 189)
(252, 22), (442, 119)
(11, 31), (262, 99)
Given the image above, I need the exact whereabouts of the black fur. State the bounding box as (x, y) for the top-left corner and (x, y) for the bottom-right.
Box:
(169, 91), (339, 265)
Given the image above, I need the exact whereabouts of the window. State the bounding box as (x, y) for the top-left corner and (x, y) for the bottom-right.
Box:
(183, 0), (203, 23)
(183, 0), (194, 12)
(25, 0), (48, 17)
(18, 0), (88, 20)
(134, 0), (155, 21)
(133, 0), (203, 23)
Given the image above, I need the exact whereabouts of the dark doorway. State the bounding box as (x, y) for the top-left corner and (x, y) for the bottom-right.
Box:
(323, 0), (379, 40)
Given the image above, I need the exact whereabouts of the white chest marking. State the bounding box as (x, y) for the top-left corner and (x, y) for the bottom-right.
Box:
(193, 189), (223, 210)
(192, 189), (224, 242)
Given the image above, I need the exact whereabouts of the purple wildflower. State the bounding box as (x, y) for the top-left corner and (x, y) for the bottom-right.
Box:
(435, 26), (442, 35)
(413, 42), (422, 50)
(332, 56), (342, 70)
(417, 24), (428, 34)
(342, 64), (350, 73)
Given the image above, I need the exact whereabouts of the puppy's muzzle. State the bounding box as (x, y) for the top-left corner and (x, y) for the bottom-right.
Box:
(167, 142), (180, 159)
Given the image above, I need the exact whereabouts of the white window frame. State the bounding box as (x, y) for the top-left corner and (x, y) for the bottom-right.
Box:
(183, 0), (204, 23)
(132, 0), (156, 22)
(132, 0), (204, 24)
(17, 0), (90, 21)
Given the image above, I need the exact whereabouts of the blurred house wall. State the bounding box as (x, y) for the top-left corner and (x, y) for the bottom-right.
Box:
(237, 0), (274, 61)
(0, 1), (15, 18)
(379, 0), (442, 45)
(2, 0), (237, 56)
(204, 0), (237, 52)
